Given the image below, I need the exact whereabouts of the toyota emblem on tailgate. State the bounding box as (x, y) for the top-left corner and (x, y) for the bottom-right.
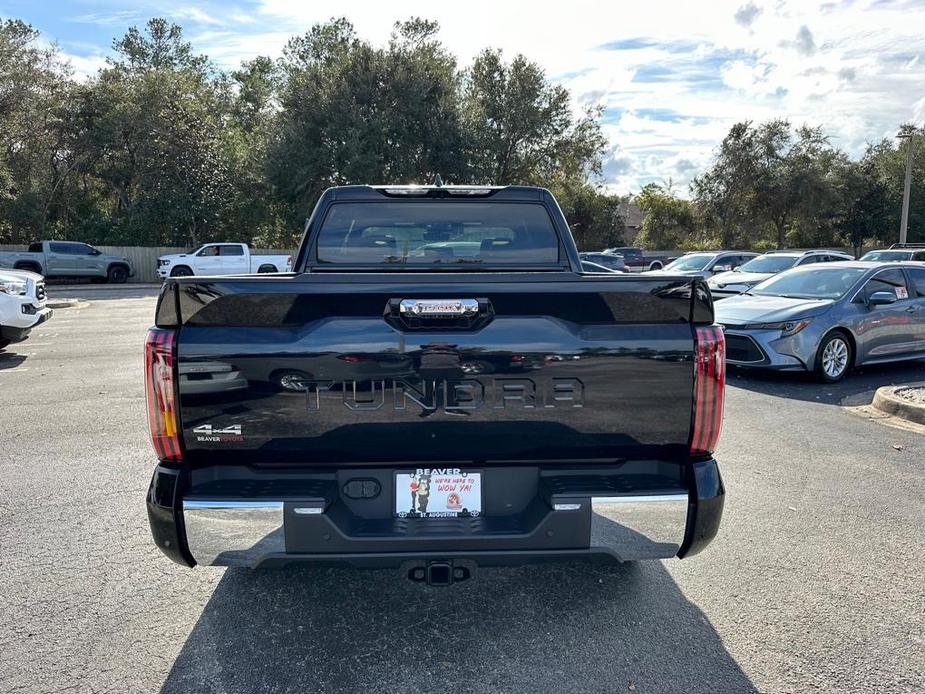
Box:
(399, 299), (479, 317)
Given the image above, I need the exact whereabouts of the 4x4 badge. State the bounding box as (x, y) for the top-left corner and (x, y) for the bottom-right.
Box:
(193, 424), (244, 442)
(193, 424), (242, 435)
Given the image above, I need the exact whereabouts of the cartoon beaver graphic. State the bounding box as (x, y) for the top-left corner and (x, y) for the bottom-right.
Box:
(416, 474), (431, 514)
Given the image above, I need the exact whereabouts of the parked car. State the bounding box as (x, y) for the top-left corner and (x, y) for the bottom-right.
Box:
(859, 244), (925, 262)
(645, 250), (759, 279)
(708, 250), (855, 300)
(578, 252), (627, 272)
(0, 268), (52, 350)
(715, 261), (925, 382)
(601, 247), (677, 272)
(144, 183), (726, 581)
(157, 243), (292, 278)
(0, 241), (134, 283)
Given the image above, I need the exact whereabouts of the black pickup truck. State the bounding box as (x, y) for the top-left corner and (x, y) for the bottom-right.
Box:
(145, 184), (725, 585)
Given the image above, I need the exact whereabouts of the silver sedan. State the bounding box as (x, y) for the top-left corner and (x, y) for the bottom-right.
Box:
(714, 262), (925, 382)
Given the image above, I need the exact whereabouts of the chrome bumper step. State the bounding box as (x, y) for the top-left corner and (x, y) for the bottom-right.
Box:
(182, 492), (690, 568)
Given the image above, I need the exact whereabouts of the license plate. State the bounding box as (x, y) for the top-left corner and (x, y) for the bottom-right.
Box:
(395, 469), (482, 518)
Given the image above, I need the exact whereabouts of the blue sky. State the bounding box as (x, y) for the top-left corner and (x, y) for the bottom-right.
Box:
(3, 0), (924, 195)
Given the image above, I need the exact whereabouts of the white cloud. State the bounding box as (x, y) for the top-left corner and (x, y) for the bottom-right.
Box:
(63, 52), (108, 79)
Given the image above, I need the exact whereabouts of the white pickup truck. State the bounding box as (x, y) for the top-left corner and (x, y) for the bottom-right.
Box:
(0, 268), (52, 350)
(157, 243), (292, 279)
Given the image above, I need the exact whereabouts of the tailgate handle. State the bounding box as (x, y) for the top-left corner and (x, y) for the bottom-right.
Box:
(386, 298), (493, 330)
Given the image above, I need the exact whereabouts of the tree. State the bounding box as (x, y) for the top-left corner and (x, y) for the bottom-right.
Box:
(461, 49), (605, 185)
(70, 19), (238, 246)
(634, 183), (695, 249)
(269, 18), (466, 225)
(111, 17), (208, 73)
(0, 19), (78, 242)
(691, 122), (761, 248)
(864, 128), (925, 245)
(693, 120), (846, 249)
(752, 121), (837, 248)
(832, 157), (890, 253)
(558, 183), (627, 250)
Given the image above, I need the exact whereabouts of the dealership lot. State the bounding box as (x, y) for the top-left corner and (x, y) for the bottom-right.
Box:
(1, 287), (923, 693)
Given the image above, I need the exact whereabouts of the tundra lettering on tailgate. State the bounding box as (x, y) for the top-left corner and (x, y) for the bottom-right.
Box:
(305, 378), (584, 413)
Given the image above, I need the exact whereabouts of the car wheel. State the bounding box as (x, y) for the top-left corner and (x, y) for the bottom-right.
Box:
(107, 265), (128, 284)
(649, 261), (663, 271)
(815, 331), (852, 382)
(170, 266), (194, 277)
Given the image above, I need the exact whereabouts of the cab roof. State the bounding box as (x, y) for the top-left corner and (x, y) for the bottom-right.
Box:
(325, 184), (549, 202)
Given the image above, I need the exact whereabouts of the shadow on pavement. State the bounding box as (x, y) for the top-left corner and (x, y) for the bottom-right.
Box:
(728, 359), (925, 406)
(0, 351), (28, 370)
(161, 562), (754, 693)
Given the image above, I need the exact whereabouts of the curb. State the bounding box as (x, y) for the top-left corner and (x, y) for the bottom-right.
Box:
(871, 383), (925, 425)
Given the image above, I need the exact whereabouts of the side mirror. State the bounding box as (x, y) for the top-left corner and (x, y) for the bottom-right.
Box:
(90, 249), (101, 256)
(868, 291), (897, 307)
(713, 264), (731, 273)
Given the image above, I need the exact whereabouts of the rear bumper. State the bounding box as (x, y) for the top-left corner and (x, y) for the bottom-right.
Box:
(147, 460), (724, 569)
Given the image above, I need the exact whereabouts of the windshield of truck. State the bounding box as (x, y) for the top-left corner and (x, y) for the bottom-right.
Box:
(315, 202), (560, 266)
(751, 266), (866, 299)
(664, 253), (715, 271)
(737, 255), (798, 273)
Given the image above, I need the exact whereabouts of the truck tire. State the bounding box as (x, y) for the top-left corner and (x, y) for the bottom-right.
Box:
(170, 265), (194, 277)
(257, 264), (278, 273)
(648, 261), (664, 271)
(814, 330), (853, 383)
(14, 262), (42, 275)
(107, 265), (129, 284)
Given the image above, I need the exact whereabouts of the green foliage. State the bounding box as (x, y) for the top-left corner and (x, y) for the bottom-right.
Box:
(269, 18), (466, 227)
(687, 120), (924, 251)
(555, 182), (627, 251)
(634, 183), (695, 249)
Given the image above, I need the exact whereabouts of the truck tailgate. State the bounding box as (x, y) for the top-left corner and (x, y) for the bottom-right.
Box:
(162, 273), (707, 464)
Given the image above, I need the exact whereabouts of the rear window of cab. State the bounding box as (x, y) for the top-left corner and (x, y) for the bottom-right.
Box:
(315, 202), (560, 266)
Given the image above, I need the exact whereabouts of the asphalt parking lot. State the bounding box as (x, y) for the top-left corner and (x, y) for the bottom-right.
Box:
(2, 286), (923, 693)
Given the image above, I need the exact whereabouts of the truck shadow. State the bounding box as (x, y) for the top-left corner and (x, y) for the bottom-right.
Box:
(728, 359), (925, 406)
(0, 351), (27, 370)
(160, 561), (755, 693)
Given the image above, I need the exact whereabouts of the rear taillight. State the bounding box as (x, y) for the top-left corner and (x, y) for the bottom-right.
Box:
(690, 325), (725, 455)
(145, 328), (182, 461)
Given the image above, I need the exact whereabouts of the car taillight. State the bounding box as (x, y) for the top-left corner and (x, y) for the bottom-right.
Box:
(145, 328), (182, 461)
(690, 326), (725, 455)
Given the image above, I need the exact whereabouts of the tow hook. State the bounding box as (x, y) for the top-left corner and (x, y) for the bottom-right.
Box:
(408, 561), (471, 586)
